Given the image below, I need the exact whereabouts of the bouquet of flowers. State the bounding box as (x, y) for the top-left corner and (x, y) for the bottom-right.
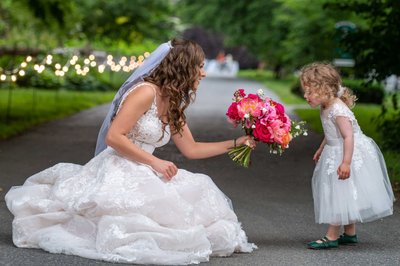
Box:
(226, 88), (307, 167)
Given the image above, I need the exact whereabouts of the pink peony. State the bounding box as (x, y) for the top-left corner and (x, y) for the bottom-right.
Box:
(281, 114), (291, 131)
(268, 119), (291, 145)
(261, 106), (277, 123)
(237, 97), (263, 118)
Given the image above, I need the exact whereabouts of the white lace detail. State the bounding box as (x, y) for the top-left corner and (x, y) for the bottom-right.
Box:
(321, 101), (371, 173)
(327, 102), (355, 122)
(352, 135), (379, 171)
(116, 82), (170, 153)
(324, 149), (336, 175)
(352, 147), (363, 171)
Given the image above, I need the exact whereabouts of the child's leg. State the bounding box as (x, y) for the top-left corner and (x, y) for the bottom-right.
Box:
(326, 224), (341, 240)
(307, 224), (341, 249)
(339, 223), (358, 244)
(343, 223), (356, 236)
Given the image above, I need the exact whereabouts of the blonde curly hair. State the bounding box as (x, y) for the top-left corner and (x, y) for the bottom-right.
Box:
(144, 38), (205, 135)
(299, 62), (357, 108)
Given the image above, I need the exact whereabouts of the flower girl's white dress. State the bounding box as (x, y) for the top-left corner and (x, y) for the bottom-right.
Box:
(5, 83), (256, 265)
(312, 100), (394, 225)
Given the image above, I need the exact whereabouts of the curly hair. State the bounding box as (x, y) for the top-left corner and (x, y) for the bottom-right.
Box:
(299, 62), (357, 108)
(144, 38), (205, 135)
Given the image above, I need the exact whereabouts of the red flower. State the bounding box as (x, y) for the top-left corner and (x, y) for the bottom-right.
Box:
(274, 102), (285, 115)
(247, 93), (260, 101)
(253, 120), (272, 143)
(238, 89), (246, 97)
(234, 89), (246, 99)
(226, 102), (241, 121)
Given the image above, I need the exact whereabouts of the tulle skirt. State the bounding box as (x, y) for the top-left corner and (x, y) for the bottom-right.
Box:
(5, 148), (256, 265)
(312, 134), (394, 225)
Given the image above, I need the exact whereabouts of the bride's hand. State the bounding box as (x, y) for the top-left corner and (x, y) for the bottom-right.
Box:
(312, 148), (323, 162)
(236, 135), (256, 149)
(151, 159), (178, 181)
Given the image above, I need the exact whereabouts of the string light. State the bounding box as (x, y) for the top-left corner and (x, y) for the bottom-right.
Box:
(0, 50), (149, 83)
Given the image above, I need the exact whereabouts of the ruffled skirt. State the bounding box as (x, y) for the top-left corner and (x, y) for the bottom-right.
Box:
(5, 148), (256, 265)
(312, 134), (394, 225)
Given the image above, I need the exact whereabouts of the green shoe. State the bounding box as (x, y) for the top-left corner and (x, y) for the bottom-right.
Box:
(338, 233), (358, 245)
(307, 236), (339, 250)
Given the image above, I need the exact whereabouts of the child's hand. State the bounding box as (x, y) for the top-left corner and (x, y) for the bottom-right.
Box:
(312, 149), (323, 162)
(337, 162), (351, 180)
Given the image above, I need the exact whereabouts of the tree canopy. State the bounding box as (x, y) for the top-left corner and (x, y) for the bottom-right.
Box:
(179, 0), (399, 78)
(0, 0), (178, 54)
(0, 0), (399, 78)
(326, 0), (400, 79)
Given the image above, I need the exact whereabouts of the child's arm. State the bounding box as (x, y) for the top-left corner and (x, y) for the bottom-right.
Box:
(313, 137), (326, 162)
(336, 116), (354, 180)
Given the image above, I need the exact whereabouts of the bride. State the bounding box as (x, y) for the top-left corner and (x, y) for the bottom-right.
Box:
(5, 38), (257, 265)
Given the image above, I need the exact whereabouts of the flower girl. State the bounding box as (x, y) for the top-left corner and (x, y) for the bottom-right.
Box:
(300, 62), (394, 249)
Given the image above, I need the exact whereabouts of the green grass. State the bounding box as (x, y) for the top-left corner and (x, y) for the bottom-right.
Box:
(0, 88), (114, 139)
(238, 70), (306, 104)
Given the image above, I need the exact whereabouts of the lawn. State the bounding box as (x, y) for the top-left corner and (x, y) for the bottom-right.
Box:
(0, 88), (115, 139)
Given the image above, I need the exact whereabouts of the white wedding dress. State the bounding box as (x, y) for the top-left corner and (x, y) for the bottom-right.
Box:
(5, 83), (256, 265)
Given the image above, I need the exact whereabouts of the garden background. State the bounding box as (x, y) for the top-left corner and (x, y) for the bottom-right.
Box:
(0, 0), (398, 189)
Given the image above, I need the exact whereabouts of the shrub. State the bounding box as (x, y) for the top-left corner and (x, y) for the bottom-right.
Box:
(377, 93), (400, 151)
(342, 79), (384, 104)
(378, 111), (400, 151)
(16, 68), (64, 89)
(64, 72), (112, 91)
(13, 68), (113, 91)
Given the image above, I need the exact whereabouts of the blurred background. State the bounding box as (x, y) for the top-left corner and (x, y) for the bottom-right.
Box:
(0, 0), (398, 186)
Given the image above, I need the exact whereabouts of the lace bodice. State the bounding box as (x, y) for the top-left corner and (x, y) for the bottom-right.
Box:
(321, 100), (362, 144)
(116, 82), (170, 154)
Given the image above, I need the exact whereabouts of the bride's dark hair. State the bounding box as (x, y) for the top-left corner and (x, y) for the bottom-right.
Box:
(144, 38), (205, 135)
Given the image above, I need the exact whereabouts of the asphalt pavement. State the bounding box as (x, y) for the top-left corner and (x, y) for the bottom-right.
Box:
(0, 77), (399, 266)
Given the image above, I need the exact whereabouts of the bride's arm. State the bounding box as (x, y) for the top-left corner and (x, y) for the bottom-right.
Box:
(105, 85), (155, 163)
(105, 86), (178, 178)
(172, 124), (254, 159)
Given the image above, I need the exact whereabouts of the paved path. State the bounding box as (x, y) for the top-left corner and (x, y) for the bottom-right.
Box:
(0, 77), (399, 266)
